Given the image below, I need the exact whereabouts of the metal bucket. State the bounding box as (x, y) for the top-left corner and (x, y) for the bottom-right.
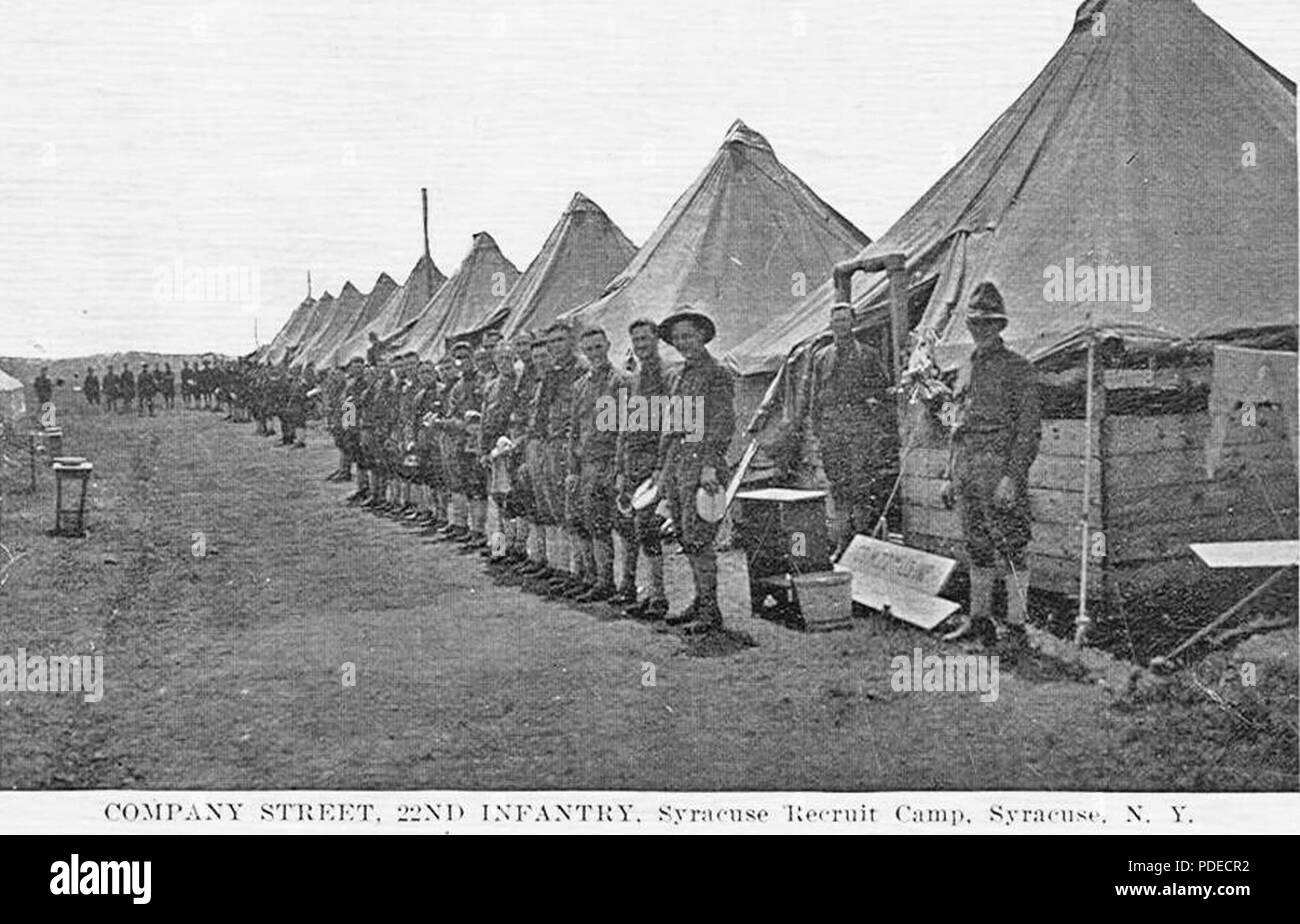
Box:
(792, 570), (853, 631)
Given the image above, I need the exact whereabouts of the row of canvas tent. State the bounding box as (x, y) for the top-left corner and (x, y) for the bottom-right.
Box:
(261, 0), (1297, 611)
(261, 117), (871, 377)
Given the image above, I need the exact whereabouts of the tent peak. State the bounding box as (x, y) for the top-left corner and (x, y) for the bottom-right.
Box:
(723, 118), (772, 152)
(1073, 0), (1107, 29)
(566, 191), (604, 214)
(471, 231), (501, 249)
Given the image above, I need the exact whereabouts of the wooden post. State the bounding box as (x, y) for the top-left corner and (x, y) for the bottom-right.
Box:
(1074, 338), (1097, 645)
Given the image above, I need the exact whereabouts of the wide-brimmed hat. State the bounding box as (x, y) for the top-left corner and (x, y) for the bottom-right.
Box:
(965, 281), (1008, 325)
(658, 308), (716, 347)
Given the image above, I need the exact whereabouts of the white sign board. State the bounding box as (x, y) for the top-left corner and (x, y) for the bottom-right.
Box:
(834, 535), (959, 630)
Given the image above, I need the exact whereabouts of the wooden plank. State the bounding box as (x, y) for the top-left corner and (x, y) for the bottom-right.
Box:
(1103, 365), (1211, 391)
(903, 448), (1103, 488)
(903, 504), (1088, 560)
(1108, 512), (1294, 565)
(1107, 443), (1294, 489)
(1105, 414), (1205, 455)
(1190, 540), (1300, 569)
(1038, 418), (1101, 459)
(901, 475), (1100, 526)
(1107, 479), (1299, 528)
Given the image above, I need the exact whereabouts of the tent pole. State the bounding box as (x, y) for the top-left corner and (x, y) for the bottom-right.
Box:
(421, 188), (434, 296)
(1074, 337), (1097, 645)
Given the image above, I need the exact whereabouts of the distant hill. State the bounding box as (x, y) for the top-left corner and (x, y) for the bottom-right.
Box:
(0, 352), (229, 390)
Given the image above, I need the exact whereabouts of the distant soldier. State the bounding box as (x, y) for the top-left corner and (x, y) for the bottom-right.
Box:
(136, 363), (156, 416)
(159, 363), (176, 410)
(652, 307), (735, 636)
(501, 333), (540, 568)
(181, 361), (195, 409)
(940, 281), (1041, 656)
(616, 318), (670, 619)
(409, 359), (443, 527)
(809, 301), (892, 556)
(118, 364), (135, 414)
(83, 367), (100, 406)
(33, 367), (53, 410)
(322, 366), (350, 480)
(451, 346), (494, 547)
(344, 364), (376, 505)
(102, 367), (119, 413)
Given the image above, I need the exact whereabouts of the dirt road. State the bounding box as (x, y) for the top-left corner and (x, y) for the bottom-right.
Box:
(1, 403), (1294, 790)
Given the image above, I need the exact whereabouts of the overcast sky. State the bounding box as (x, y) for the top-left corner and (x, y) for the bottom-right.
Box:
(0, 0), (1293, 358)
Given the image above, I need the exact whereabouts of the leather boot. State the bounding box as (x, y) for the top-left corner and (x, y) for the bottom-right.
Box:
(944, 566), (998, 644)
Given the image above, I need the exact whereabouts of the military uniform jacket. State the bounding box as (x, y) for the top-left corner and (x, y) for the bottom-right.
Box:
(540, 354), (586, 442)
(659, 350), (734, 474)
(568, 359), (624, 470)
(480, 367), (516, 455)
(953, 337), (1042, 485)
(616, 354), (668, 479)
(809, 337), (889, 426)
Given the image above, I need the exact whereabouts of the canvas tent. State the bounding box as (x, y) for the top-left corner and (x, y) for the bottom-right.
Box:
(293, 281), (366, 369)
(335, 254), (447, 364)
(485, 192), (638, 341)
(309, 272), (399, 370)
(262, 294), (317, 365)
(265, 291), (332, 365)
(749, 0), (1297, 619)
(561, 119), (869, 364)
(401, 232), (520, 359)
(0, 367), (25, 423)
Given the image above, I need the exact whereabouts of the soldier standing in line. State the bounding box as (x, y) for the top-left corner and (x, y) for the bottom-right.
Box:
(395, 352), (424, 517)
(102, 367), (118, 413)
(500, 332), (538, 568)
(565, 326), (625, 602)
(137, 363), (157, 416)
(118, 364), (136, 415)
(616, 318), (671, 619)
(83, 367), (100, 407)
(513, 335), (554, 579)
(181, 361), (194, 409)
(344, 362), (374, 505)
(479, 339), (518, 561)
(408, 359), (441, 528)
(652, 307), (736, 636)
(362, 358), (395, 507)
(452, 346), (495, 549)
(160, 363), (175, 411)
(940, 281), (1041, 656)
(431, 347), (472, 539)
(321, 366), (348, 480)
(809, 301), (892, 557)
(540, 323), (589, 596)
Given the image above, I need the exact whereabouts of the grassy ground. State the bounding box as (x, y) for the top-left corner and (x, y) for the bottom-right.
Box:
(1, 395), (1295, 790)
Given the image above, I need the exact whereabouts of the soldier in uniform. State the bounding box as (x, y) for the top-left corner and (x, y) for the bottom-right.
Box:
(34, 367), (53, 411)
(479, 339), (518, 561)
(453, 346), (495, 547)
(118, 364), (135, 415)
(940, 281), (1041, 655)
(513, 336), (554, 578)
(652, 307), (736, 635)
(180, 361), (192, 408)
(83, 367), (100, 407)
(431, 343), (474, 537)
(160, 363), (175, 411)
(565, 327), (625, 601)
(809, 302), (892, 556)
(539, 322), (589, 595)
(343, 361), (373, 505)
(138, 363), (157, 416)
(394, 352), (424, 517)
(616, 318), (670, 618)
(102, 367), (119, 413)
(500, 333), (538, 567)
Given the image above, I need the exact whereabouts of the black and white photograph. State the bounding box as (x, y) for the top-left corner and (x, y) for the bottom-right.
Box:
(0, 0), (1296, 855)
